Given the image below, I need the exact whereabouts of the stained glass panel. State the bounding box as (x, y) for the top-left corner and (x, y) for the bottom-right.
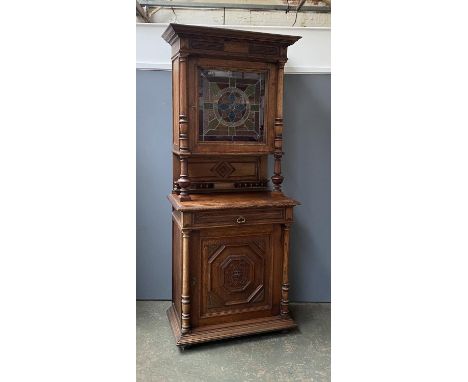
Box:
(198, 69), (266, 142)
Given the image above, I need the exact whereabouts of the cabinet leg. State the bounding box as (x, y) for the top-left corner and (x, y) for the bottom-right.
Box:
(281, 224), (291, 316)
(181, 229), (191, 334)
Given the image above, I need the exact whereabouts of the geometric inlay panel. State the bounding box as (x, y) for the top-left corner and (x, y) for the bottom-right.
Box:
(211, 161), (235, 178)
(201, 236), (271, 318)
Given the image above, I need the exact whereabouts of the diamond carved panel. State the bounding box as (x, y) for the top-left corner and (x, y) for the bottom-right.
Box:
(211, 161), (235, 178)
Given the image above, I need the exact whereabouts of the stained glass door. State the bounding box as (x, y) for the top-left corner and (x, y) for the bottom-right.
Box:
(198, 69), (266, 143)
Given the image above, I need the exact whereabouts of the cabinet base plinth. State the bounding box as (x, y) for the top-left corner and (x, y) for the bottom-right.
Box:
(167, 304), (297, 346)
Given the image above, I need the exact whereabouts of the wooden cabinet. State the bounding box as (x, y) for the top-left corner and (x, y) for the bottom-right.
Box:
(167, 192), (300, 346)
(162, 24), (301, 346)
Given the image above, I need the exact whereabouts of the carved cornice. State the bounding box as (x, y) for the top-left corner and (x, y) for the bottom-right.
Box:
(162, 23), (301, 46)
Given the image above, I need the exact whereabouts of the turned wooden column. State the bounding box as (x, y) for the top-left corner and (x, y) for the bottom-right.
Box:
(181, 229), (191, 334)
(177, 53), (191, 201)
(281, 223), (291, 316)
(272, 60), (286, 193)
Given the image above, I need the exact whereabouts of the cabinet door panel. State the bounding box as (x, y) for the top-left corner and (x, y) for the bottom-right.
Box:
(188, 57), (277, 154)
(192, 225), (282, 327)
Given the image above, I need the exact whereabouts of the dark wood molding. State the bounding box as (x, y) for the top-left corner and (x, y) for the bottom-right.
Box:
(167, 303), (297, 347)
(162, 23), (301, 47)
(168, 192), (300, 212)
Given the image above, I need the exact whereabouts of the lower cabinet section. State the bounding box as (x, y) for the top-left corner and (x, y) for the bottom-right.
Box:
(193, 225), (280, 327)
(168, 204), (298, 346)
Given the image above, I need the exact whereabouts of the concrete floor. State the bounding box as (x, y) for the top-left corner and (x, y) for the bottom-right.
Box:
(137, 301), (330, 382)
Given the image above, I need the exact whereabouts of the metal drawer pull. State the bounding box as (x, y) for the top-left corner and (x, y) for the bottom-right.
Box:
(236, 216), (246, 224)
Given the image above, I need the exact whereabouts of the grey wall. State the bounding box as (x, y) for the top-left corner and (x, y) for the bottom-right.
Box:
(137, 70), (330, 302)
(282, 75), (331, 302)
(137, 71), (173, 300)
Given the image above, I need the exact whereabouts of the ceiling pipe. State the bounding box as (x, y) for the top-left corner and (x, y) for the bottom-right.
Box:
(136, 0), (150, 22)
(137, 1), (330, 13)
(296, 0), (308, 13)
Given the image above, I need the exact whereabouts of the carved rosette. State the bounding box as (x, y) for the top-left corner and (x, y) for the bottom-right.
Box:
(222, 258), (252, 292)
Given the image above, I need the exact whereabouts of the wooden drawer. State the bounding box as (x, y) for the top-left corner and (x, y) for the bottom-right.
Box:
(192, 207), (285, 228)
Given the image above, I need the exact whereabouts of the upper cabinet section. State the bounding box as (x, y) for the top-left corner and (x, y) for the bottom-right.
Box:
(163, 24), (300, 156)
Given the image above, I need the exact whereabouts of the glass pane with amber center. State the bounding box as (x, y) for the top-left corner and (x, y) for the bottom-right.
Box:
(198, 69), (266, 142)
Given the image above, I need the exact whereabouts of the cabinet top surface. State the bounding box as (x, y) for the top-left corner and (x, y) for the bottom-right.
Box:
(168, 192), (300, 212)
(162, 23), (301, 46)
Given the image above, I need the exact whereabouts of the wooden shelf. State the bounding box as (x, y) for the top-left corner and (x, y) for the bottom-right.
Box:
(168, 191), (300, 211)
